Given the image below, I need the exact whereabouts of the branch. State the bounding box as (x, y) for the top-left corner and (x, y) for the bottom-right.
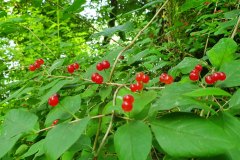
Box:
(108, 0), (169, 81)
(231, 15), (240, 39)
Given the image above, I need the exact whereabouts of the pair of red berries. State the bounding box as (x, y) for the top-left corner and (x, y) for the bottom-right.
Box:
(91, 73), (103, 84)
(159, 73), (174, 84)
(29, 58), (44, 71)
(122, 94), (134, 112)
(96, 60), (110, 71)
(51, 119), (59, 126)
(67, 62), (80, 74)
(48, 94), (60, 107)
(205, 72), (226, 85)
(130, 72), (150, 92)
(189, 64), (203, 81)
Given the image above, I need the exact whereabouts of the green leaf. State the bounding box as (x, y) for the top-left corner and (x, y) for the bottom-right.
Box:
(0, 109), (38, 158)
(45, 95), (81, 126)
(206, 38), (238, 68)
(216, 60), (240, 88)
(181, 0), (208, 12)
(63, 0), (86, 13)
(2, 109), (38, 137)
(99, 86), (112, 101)
(0, 10), (7, 18)
(229, 89), (240, 114)
(48, 59), (65, 74)
(39, 78), (78, 106)
(21, 140), (45, 158)
(0, 134), (21, 158)
(44, 117), (90, 160)
(114, 121), (152, 160)
(153, 83), (199, 110)
(151, 112), (233, 157)
(184, 87), (231, 97)
(169, 57), (205, 77)
(0, 85), (27, 104)
(91, 21), (134, 38)
(127, 49), (157, 65)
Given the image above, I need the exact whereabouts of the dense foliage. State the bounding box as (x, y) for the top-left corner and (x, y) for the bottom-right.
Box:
(0, 0), (240, 159)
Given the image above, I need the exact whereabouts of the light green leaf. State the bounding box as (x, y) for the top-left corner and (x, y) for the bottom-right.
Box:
(91, 21), (134, 38)
(127, 49), (158, 65)
(216, 60), (240, 88)
(0, 134), (21, 158)
(114, 121), (152, 160)
(63, 0), (86, 13)
(44, 117), (90, 160)
(184, 87), (231, 97)
(151, 112), (233, 157)
(48, 59), (65, 74)
(206, 38), (238, 68)
(45, 95), (81, 126)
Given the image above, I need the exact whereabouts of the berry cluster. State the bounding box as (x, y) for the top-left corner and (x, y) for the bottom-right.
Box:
(48, 94), (60, 107)
(67, 62), (80, 74)
(205, 72), (226, 85)
(51, 119), (59, 126)
(189, 64), (203, 81)
(130, 72), (150, 92)
(96, 60), (110, 71)
(159, 73), (174, 84)
(122, 94), (134, 112)
(91, 72), (103, 84)
(29, 58), (44, 71)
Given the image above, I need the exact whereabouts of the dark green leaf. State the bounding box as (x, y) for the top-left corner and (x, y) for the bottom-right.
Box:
(44, 117), (90, 160)
(114, 121), (152, 160)
(151, 112), (233, 157)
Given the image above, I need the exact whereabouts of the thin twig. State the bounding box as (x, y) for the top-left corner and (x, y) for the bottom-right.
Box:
(94, 85), (123, 157)
(108, 0), (169, 81)
(231, 15), (240, 39)
(22, 26), (54, 55)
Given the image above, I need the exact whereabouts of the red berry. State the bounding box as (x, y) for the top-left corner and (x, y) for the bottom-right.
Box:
(130, 84), (138, 92)
(191, 69), (199, 74)
(142, 75), (150, 83)
(123, 94), (134, 103)
(73, 63), (79, 70)
(34, 61), (41, 69)
(211, 73), (219, 82)
(52, 119), (59, 126)
(136, 81), (143, 91)
(102, 60), (110, 69)
(29, 64), (36, 71)
(96, 63), (104, 71)
(121, 101), (133, 112)
(95, 74), (103, 84)
(36, 58), (44, 65)
(195, 64), (203, 72)
(189, 72), (199, 81)
(165, 75), (174, 84)
(48, 95), (59, 107)
(91, 73), (99, 82)
(205, 75), (215, 84)
(159, 73), (168, 83)
(67, 65), (75, 74)
(136, 72), (144, 82)
(218, 72), (226, 81)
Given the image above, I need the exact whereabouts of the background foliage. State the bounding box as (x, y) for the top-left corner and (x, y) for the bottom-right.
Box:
(0, 0), (240, 160)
